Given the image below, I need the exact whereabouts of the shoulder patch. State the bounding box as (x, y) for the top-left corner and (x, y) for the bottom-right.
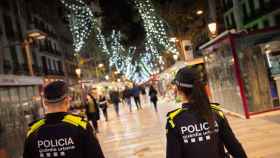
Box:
(27, 119), (46, 137)
(167, 108), (186, 128)
(210, 103), (222, 111)
(166, 108), (180, 117)
(62, 114), (88, 130)
(210, 103), (225, 119)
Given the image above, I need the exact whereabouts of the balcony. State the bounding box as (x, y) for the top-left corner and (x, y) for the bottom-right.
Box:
(43, 68), (64, 76)
(243, 1), (280, 25)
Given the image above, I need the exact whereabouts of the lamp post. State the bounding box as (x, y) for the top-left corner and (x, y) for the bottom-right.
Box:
(75, 68), (82, 78)
(208, 22), (217, 37)
(24, 29), (47, 76)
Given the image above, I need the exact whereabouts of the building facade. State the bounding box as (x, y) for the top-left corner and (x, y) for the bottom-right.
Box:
(0, 0), (80, 157)
(222, 0), (280, 30)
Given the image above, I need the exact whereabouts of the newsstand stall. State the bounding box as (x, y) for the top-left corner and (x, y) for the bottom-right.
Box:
(200, 28), (280, 118)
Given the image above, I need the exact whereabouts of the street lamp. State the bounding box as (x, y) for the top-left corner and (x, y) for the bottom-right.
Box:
(169, 37), (178, 43)
(196, 10), (203, 15)
(173, 54), (179, 61)
(208, 22), (217, 35)
(98, 63), (104, 68)
(24, 29), (47, 76)
(105, 75), (109, 81)
(75, 68), (81, 78)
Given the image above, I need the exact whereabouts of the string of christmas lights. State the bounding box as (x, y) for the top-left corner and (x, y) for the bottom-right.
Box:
(134, 0), (179, 56)
(59, 0), (173, 83)
(60, 0), (94, 52)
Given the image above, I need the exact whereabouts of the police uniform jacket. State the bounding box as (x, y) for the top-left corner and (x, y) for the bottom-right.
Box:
(23, 112), (105, 158)
(166, 103), (247, 158)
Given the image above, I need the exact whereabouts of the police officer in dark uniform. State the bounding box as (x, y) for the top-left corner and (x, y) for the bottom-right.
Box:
(23, 81), (105, 158)
(166, 67), (247, 158)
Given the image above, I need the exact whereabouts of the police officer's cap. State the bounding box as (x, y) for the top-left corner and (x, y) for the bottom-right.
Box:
(44, 81), (68, 103)
(172, 66), (197, 88)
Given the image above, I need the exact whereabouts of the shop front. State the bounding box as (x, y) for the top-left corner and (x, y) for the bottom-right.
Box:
(0, 75), (43, 158)
(200, 28), (280, 118)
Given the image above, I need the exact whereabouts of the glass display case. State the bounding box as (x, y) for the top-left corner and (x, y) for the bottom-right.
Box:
(203, 38), (244, 115)
(201, 28), (280, 118)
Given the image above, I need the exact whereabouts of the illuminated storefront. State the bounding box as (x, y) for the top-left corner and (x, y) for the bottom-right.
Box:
(200, 28), (280, 118)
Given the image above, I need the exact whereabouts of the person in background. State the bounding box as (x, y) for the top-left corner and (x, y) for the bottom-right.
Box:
(85, 93), (100, 132)
(140, 85), (148, 104)
(131, 84), (142, 109)
(109, 90), (121, 116)
(123, 86), (133, 112)
(99, 94), (108, 121)
(149, 85), (158, 112)
(166, 67), (247, 158)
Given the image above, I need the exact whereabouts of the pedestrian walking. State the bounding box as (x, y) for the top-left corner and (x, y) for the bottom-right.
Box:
(166, 67), (247, 158)
(149, 85), (158, 112)
(109, 90), (121, 116)
(99, 94), (108, 121)
(23, 81), (105, 158)
(131, 85), (142, 109)
(123, 86), (133, 112)
(85, 93), (100, 132)
(140, 85), (148, 104)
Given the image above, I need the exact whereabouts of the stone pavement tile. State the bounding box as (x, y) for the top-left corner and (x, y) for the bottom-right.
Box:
(97, 101), (280, 158)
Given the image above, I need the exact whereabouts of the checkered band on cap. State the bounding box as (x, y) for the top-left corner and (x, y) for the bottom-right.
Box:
(173, 80), (194, 88)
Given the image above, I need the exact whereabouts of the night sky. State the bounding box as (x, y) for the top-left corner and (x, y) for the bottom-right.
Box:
(100, 0), (145, 47)
(99, 0), (197, 48)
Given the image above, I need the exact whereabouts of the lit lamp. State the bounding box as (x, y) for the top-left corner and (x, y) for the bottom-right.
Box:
(117, 78), (121, 82)
(27, 29), (47, 40)
(196, 10), (203, 15)
(173, 54), (179, 61)
(75, 68), (81, 78)
(169, 37), (178, 43)
(208, 22), (217, 36)
(105, 75), (110, 80)
(24, 29), (47, 76)
(98, 63), (104, 68)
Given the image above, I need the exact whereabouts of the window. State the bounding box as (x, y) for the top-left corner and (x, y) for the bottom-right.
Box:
(53, 60), (57, 71)
(275, 14), (280, 26)
(263, 19), (270, 28)
(9, 87), (19, 104)
(19, 87), (28, 102)
(3, 14), (15, 40)
(57, 61), (63, 73)
(27, 86), (34, 98)
(0, 88), (10, 105)
(248, 0), (255, 16)
(230, 13), (236, 28)
(47, 58), (52, 70)
(242, 3), (248, 22)
(33, 86), (39, 96)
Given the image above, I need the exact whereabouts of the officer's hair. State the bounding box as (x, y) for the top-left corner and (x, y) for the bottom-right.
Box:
(177, 72), (215, 130)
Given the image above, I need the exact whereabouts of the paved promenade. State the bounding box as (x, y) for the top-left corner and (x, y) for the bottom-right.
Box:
(96, 99), (280, 158)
